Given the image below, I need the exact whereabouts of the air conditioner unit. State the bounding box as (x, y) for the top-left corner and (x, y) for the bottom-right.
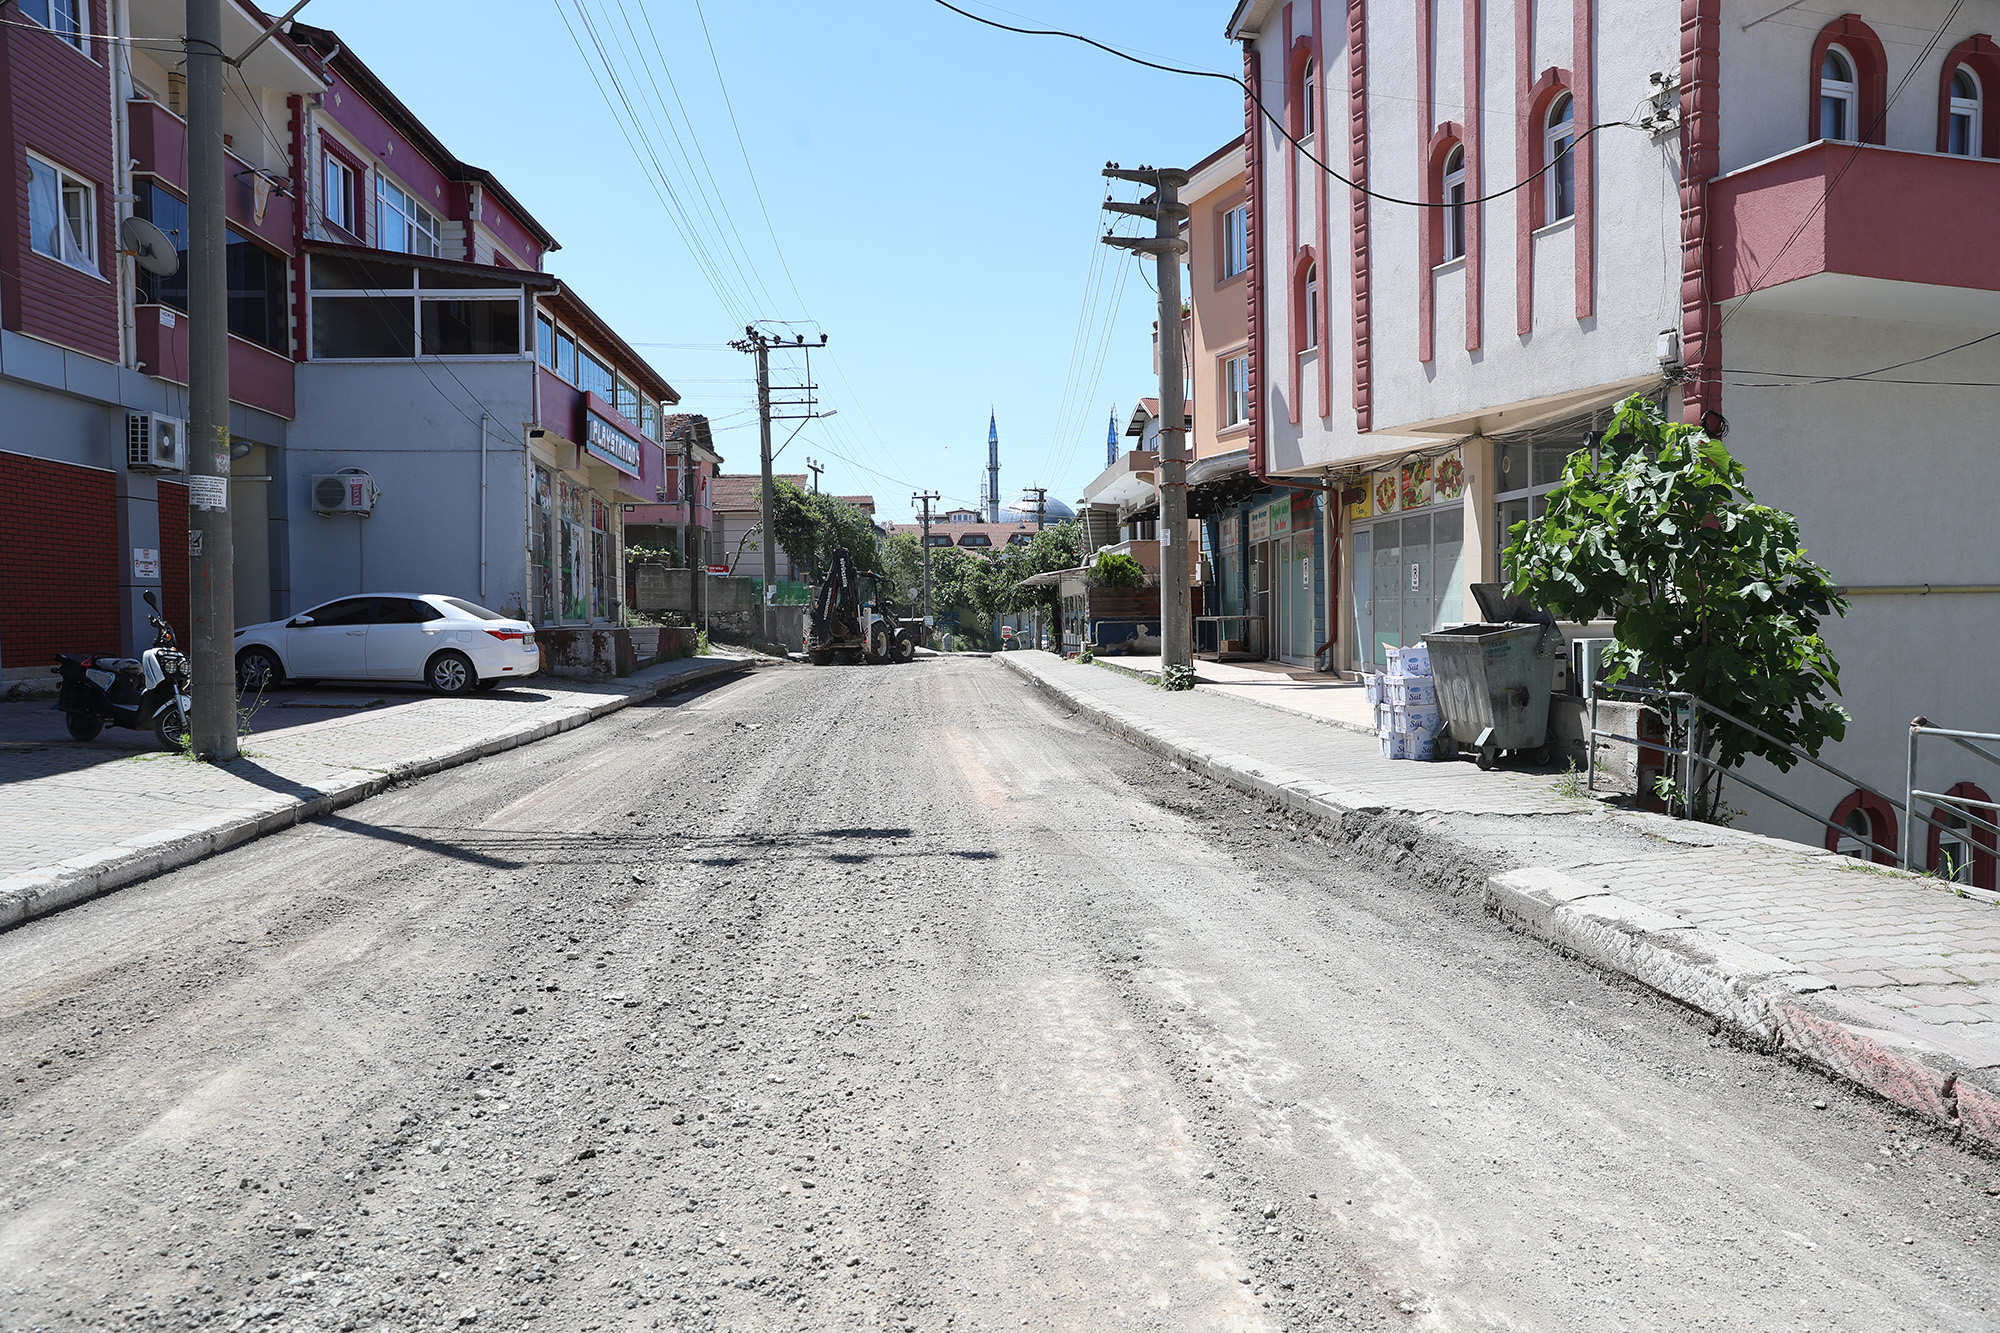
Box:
(312, 471), (378, 515)
(127, 412), (185, 473)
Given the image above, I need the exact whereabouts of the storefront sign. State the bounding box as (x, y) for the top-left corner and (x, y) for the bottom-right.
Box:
(132, 547), (160, 579)
(1434, 448), (1466, 501)
(1270, 495), (1292, 539)
(1400, 457), (1434, 510)
(1372, 471), (1399, 516)
(1247, 505), (1270, 544)
(1221, 514), (1239, 550)
(1349, 483), (1372, 521)
(580, 393), (644, 477)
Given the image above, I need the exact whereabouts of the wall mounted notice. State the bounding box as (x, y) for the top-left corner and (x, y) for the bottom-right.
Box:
(132, 548), (160, 579)
(188, 475), (227, 511)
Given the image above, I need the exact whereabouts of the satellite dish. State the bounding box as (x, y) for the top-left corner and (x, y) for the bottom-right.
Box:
(120, 215), (180, 277)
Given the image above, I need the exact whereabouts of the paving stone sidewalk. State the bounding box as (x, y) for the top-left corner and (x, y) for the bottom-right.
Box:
(999, 651), (2000, 1149)
(0, 653), (756, 928)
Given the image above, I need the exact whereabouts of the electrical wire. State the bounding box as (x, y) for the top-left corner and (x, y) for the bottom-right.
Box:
(928, 0), (1632, 210)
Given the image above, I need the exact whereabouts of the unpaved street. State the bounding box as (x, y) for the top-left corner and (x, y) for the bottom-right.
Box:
(4, 657), (2000, 1333)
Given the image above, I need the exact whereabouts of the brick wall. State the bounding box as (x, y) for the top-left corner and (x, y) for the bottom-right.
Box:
(0, 451), (120, 667)
(157, 480), (189, 641)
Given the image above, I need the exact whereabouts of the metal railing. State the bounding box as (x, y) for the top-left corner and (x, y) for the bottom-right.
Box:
(1904, 722), (2000, 877)
(1586, 682), (1906, 865)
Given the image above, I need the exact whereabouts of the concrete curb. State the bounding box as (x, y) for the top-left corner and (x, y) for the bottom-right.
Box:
(0, 655), (755, 932)
(999, 654), (2000, 1155)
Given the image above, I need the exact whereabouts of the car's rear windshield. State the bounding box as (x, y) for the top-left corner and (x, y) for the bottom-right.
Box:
(439, 597), (509, 621)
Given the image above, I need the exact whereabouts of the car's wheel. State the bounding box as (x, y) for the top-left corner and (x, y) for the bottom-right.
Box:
(64, 711), (103, 742)
(426, 650), (476, 695)
(153, 703), (189, 752)
(236, 646), (285, 691)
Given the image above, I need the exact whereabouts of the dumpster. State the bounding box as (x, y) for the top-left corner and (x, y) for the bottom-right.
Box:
(1423, 584), (1565, 770)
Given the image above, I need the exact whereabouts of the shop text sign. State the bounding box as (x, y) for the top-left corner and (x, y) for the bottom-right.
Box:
(582, 396), (644, 477)
(1247, 506), (1270, 544)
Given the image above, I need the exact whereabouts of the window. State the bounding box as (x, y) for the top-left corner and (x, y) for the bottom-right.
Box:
(1441, 146), (1467, 262)
(27, 155), (97, 274)
(308, 255), (523, 359)
(578, 347), (614, 400)
(556, 326), (578, 382)
(639, 400), (661, 441)
(322, 153), (356, 234)
(1544, 93), (1576, 223)
(1302, 264), (1319, 350)
(301, 597), (379, 627)
(1493, 439), (1580, 579)
(17, 0), (84, 50)
(614, 377), (642, 424)
(925, 534), (953, 548)
(134, 181), (287, 353)
(1223, 353), (1250, 428)
(536, 313), (556, 370)
(1821, 46), (1858, 142)
(1950, 66), (1982, 156)
(958, 533), (992, 547)
(1302, 58), (1317, 138)
(1008, 532), (1033, 546)
(1221, 203), (1248, 279)
(377, 176), (442, 257)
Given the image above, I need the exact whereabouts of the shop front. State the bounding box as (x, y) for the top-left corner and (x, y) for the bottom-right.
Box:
(1345, 448), (1469, 673)
(1200, 485), (1326, 666)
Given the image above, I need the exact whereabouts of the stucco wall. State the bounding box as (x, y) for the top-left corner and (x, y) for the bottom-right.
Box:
(287, 360), (534, 619)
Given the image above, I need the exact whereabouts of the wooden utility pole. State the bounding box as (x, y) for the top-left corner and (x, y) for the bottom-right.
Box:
(912, 490), (940, 628)
(806, 458), (823, 495)
(1102, 163), (1191, 673)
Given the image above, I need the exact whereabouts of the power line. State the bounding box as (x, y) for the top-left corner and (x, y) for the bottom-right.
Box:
(928, 0), (1632, 211)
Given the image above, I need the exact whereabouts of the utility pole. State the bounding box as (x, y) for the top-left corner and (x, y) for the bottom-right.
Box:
(186, 0), (235, 760)
(912, 490), (939, 629)
(806, 458), (823, 495)
(1023, 486), (1049, 651)
(730, 327), (828, 646)
(1102, 163), (1191, 674)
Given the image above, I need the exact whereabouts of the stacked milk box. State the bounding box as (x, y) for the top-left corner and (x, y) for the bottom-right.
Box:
(1364, 644), (1440, 761)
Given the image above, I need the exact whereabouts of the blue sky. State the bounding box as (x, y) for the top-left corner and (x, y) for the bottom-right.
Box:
(318, 0), (1243, 523)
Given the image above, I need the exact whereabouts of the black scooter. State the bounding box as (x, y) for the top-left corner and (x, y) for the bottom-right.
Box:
(53, 590), (192, 750)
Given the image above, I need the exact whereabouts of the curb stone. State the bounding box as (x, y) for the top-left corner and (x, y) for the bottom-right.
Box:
(1091, 657), (1377, 736)
(0, 655), (755, 932)
(998, 654), (2000, 1156)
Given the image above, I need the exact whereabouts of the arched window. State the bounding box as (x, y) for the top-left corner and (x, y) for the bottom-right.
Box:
(1820, 45), (1858, 141)
(1302, 58), (1317, 139)
(1544, 92), (1576, 223)
(1441, 146), (1467, 261)
(1303, 263), (1319, 349)
(1927, 782), (1997, 890)
(1827, 788), (1898, 866)
(1950, 66), (1983, 156)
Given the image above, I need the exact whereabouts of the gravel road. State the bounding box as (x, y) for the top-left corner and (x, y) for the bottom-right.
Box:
(5, 657), (1999, 1333)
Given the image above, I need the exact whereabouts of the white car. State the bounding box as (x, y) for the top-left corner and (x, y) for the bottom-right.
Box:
(234, 594), (540, 695)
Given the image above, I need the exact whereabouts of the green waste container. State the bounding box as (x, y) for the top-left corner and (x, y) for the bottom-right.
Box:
(1423, 585), (1565, 770)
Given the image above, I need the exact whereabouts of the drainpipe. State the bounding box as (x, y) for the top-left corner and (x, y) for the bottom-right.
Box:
(479, 414), (489, 599)
(111, 0), (136, 372)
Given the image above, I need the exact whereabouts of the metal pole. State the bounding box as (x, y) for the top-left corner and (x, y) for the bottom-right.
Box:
(755, 332), (776, 647)
(1905, 717), (1925, 871)
(186, 0), (236, 760)
(1154, 170), (1192, 674)
(914, 491), (938, 627)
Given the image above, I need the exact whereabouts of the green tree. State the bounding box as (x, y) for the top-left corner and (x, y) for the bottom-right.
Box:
(1505, 394), (1848, 818)
(879, 531), (925, 606)
(993, 521), (1079, 645)
(771, 481), (882, 584)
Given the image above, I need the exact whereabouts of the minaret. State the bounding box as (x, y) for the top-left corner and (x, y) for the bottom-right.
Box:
(987, 410), (1001, 522)
(1106, 405), (1119, 467)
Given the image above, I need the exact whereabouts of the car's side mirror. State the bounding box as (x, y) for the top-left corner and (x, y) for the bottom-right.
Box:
(142, 589), (160, 611)
(287, 614), (315, 628)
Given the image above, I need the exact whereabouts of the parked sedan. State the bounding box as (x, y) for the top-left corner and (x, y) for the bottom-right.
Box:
(234, 594), (540, 695)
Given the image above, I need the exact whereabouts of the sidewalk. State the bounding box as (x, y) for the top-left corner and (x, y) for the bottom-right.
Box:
(1093, 652), (1374, 732)
(999, 652), (2000, 1151)
(0, 652), (759, 929)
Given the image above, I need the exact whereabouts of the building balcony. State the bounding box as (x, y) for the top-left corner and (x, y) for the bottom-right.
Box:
(128, 99), (295, 254)
(1712, 141), (2000, 325)
(1081, 449), (1158, 510)
(134, 304), (295, 419)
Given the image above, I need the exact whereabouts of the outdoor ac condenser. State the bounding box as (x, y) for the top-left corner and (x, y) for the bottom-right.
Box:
(312, 471), (378, 515)
(126, 412), (186, 473)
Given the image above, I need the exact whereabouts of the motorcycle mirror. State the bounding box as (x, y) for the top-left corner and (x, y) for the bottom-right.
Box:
(142, 589), (160, 610)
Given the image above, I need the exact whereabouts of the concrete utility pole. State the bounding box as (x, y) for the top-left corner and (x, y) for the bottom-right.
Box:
(806, 458), (823, 495)
(730, 327), (828, 646)
(912, 490), (940, 627)
(1023, 486), (1049, 650)
(186, 0), (236, 759)
(1102, 164), (1191, 674)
